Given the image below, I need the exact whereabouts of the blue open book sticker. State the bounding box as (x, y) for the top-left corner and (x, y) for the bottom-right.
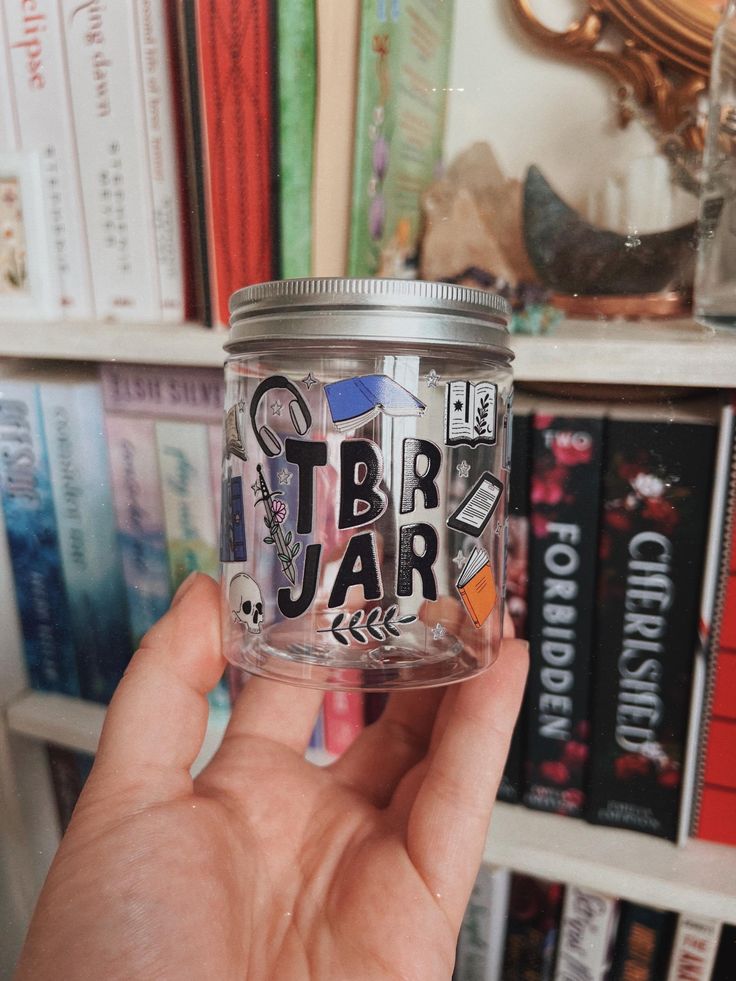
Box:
(324, 374), (426, 432)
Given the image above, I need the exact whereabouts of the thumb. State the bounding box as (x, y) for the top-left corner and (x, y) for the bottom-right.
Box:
(85, 573), (225, 809)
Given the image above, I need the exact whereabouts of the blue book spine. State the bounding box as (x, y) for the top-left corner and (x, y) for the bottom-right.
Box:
(0, 381), (79, 695)
(41, 380), (133, 704)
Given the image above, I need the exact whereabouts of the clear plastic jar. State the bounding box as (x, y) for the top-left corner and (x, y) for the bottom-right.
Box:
(220, 278), (513, 690)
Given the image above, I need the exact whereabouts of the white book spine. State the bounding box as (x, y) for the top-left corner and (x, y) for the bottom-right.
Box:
(60, 0), (160, 322)
(4, 0), (94, 318)
(0, 8), (20, 150)
(455, 865), (510, 981)
(666, 915), (721, 981)
(554, 885), (619, 981)
(132, 0), (184, 322)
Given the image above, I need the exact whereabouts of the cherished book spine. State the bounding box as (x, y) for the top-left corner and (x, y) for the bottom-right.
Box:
(323, 691), (364, 756)
(586, 418), (717, 840)
(665, 914), (721, 981)
(524, 413), (604, 817)
(501, 873), (564, 981)
(103, 412), (172, 647)
(276, 0), (316, 278)
(99, 363), (225, 423)
(347, 0), (454, 278)
(693, 401), (736, 846)
(553, 885), (619, 981)
(195, 0), (275, 327)
(60, 0), (160, 321)
(40, 380), (132, 703)
(499, 409), (531, 804)
(455, 865), (511, 981)
(132, 0), (185, 322)
(609, 903), (676, 981)
(4, 0), (94, 318)
(0, 381), (79, 695)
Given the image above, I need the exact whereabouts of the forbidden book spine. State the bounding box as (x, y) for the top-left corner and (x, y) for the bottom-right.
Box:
(523, 412), (604, 817)
(499, 408), (531, 804)
(586, 416), (717, 840)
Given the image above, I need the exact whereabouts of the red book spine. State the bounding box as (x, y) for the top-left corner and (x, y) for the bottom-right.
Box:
(195, 0), (275, 327)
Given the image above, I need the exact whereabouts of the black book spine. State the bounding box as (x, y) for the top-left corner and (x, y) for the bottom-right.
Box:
(609, 902), (676, 981)
(501, 873), (564, 981)
(586, 418), (717, 840)
(524, 414), (604, 816)
(499, 410), (531, 804)
(712, 924), (736, 980)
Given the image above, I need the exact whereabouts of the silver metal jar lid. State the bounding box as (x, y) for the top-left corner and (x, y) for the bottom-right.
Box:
(225, 278), (513, 358)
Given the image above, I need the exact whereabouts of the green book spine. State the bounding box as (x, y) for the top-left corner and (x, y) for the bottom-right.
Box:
(277, 0), (317, 279)
(347, 0), (454, 278)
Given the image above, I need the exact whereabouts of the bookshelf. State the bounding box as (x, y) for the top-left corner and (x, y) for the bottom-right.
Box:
(0, 316), (734, 387)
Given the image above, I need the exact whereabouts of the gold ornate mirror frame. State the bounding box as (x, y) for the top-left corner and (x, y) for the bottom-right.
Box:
(510, 0), (720, 149)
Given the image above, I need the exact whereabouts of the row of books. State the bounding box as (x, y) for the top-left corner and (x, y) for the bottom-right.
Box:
(499, 392), (736, 845)
(455, 866), (736, 981)
(1, 0), (455, 326)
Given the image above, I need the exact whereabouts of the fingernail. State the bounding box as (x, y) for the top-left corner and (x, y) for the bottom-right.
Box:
(172, 571), (199, 607)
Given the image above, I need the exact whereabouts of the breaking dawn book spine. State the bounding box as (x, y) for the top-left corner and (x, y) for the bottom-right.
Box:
(524, 413), (604, 817)
(586, 418), (717, 840)
(499, 409), (530, 804)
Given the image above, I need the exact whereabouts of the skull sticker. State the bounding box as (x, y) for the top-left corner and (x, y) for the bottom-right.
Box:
(229, 573), (264, 633)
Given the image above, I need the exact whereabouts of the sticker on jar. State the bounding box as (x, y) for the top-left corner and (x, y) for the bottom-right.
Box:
(447, 471), (504, 537)
(444, 379), (498, 447)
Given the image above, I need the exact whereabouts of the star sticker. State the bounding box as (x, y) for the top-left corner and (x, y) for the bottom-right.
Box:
(277, 468), (293, 486)
(302, 372), (319, 389)
(271, 400), (283, 416)
(454, 400), (463, 411)
(431, 622), (447, 641)
(425, 369), (440, 388)
(452, 549), (466, 569)
(456, 460), (471, 478)
(251, 480), (261, 494)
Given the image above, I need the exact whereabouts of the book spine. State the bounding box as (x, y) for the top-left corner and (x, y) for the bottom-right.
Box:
(100, 363), (225, 422)
(276, 0), (316, 278)
(712, 924), (736, 980)
(501, 873), (564, 981)
(0, 8), (20, 150)
(456, 865), (511, 981)
(681, 401), (735, 844)
(310, 0), (361, 277)
(586, 419), (717, 840)
(609, 903), (676, 981)
(47, 745), (85, 834)
(4, 0), (94, 318)
(553, 885), (619, 981)
(693, 401), (736, 845)
(347, 0), (454, 277)
(103, 412), (172, 646)
(132, 0), (185, 322)
(60, 0), (160, 321)
(499, 410), (530, 804)
(195, 0), (275, 327)
(0, 381), (79, 695)
(665, 915), (721, 981)
(40, 380), (133, 703)
(323, 691), (364, 756)
(156, 419), (219, 587)
(524, 414), (604, 817)
(208, 422), (223, 532)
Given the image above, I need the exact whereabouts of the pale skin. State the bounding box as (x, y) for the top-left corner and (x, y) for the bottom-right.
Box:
(17, 573), (528, 981)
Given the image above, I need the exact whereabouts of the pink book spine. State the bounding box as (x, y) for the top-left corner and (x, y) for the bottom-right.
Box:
(99, 363), (224, 422)
(323, 691), (364, 756)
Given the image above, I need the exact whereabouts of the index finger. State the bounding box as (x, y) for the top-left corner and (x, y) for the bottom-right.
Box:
(406, 637), (528, 927)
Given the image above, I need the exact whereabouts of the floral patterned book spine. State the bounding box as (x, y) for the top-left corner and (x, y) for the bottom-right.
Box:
(586, 417), (717, 840)
(524, 413), (605, 817)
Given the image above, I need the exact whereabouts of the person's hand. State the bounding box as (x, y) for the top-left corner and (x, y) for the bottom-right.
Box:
(17, 573), (528, 980)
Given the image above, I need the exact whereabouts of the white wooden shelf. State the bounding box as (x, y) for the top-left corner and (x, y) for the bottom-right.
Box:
(7, 689), (736, 921)
(1, 317), (735, 387)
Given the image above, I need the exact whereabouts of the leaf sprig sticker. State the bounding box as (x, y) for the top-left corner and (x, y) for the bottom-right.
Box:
(320, 605), (417, 646)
